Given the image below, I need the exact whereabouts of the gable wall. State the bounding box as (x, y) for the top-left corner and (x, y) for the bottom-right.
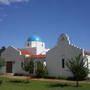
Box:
(1, 46), (24, 74)
(46, 37), (83, 77)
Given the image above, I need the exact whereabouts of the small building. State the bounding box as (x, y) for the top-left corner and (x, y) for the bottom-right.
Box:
(0, 35), (49, 75)
(46, 33), (90, 78)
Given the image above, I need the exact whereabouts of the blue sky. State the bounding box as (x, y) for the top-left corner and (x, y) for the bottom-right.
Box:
(0, 0), (90, 50)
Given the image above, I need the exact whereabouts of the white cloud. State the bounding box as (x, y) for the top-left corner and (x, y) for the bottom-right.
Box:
(0, 0), (29, 5)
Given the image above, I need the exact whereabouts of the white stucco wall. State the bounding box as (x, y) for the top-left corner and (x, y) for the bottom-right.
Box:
(0, 46), (46, 75)
(84, 55), (90, 77)
(1, 46), (25, 74)
(46, 34), (83, 77)
(24, 43), (49, 55)
(26, 41), (45, 49)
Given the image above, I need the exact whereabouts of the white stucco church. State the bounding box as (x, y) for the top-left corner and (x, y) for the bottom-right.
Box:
(0, 35), (49, 75)
(0, 33), (90, 77)
(46, 33), (90, 78)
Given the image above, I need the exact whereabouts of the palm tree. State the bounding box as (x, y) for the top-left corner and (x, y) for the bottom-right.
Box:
(66, 54), (89, 87)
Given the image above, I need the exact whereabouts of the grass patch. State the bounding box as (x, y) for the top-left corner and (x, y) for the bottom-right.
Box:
(48, 83), (70, 88)
(0, 80), (3, 85)
(9, 79), (30, 84)
(0, 76), (90, 90)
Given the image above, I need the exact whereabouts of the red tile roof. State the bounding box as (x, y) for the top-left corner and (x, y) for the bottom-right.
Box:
(32, 54), (46, 58)
(19, 49), (32, 56)
(19, 49), (46, 58)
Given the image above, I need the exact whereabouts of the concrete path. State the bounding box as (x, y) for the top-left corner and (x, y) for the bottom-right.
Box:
(0, 75), (90, 84)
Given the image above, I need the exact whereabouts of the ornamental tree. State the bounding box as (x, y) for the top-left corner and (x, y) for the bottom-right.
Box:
(66, 54), (89, 87)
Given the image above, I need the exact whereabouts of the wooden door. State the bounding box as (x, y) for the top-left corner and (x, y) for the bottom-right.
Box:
(6, 61), (12, 73)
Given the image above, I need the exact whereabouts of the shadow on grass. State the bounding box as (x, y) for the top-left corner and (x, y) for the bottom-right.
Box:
(48, 83), (82, 88)
(0, 80), (3, 85)
(48, 83), (70, 88)
(9, 79), (30, 84)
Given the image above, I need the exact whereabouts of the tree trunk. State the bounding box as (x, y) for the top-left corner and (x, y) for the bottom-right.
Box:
(76, 80), (79, 87)
(26, 75), (30, 83)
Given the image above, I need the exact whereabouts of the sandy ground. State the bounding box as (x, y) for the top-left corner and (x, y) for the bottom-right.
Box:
(0, 75), (90, 84)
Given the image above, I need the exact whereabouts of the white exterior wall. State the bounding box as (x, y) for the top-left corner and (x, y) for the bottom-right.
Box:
(24, 47), (47, 55)
(46, 34), (83, 77)
(23, 47), (37, 55)
(31, 42), (45, 48)
(0, 46), (46, 75)
(36, 48), (46, 55)
(84, 55), (90, 77)
(24, 41), (49, 55)
(26, 41), (45, 49)
(1, 46), (25, 74)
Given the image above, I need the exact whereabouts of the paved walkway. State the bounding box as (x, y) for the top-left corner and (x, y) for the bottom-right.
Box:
(0, 75), (90, 84)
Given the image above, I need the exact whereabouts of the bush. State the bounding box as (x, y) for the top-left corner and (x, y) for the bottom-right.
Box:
(14, 73), (24, 76)
(36, 62), (48, 78)
(21, 57), (34, 75)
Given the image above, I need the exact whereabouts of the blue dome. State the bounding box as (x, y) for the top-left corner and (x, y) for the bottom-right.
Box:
(27, 35), (42, 42)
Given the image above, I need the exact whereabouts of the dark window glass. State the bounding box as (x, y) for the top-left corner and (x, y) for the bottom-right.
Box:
(62, 59), (65, 68)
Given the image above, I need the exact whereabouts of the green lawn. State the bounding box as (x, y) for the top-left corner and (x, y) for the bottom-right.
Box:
(0, 77), (90, 90)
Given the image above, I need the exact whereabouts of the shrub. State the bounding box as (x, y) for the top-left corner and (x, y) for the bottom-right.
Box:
(36, 61), (48, 78)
